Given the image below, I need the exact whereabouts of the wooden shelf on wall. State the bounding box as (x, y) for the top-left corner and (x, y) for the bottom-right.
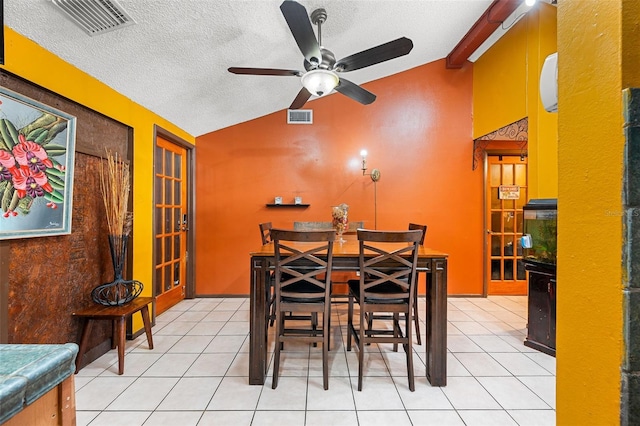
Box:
(265, 203), (310, 208)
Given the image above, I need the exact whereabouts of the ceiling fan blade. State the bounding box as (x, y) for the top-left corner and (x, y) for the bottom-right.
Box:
(280, 1), (322, 67)
(289, 87), (312, 109)
(335, 37), (414, 72)
(335, 78), (376, 105)
(228, 67), (302, 77)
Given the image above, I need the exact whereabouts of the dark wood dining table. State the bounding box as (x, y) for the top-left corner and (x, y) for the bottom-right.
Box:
(248, 237), (449, 386)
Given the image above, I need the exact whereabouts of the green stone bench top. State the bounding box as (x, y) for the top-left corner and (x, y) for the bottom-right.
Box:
(0, 343), (78, 424)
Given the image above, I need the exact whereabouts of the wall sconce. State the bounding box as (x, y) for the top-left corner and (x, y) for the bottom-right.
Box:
(360, 149), (381, 182)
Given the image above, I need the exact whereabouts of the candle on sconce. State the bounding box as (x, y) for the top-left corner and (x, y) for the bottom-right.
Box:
(360, 149), (368, 172)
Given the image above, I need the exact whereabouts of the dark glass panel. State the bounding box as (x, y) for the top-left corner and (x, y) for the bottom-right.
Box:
(165, 151), (173, 178)
(155, 207), (163, 235)
(491, 259), (501, 280)
(155, 145), (163, 174)
(155, 267), (162, 295)
(165, 178), (172, 205)
(517, 260), (526, 280)
(155, 176), (162, 205)
(175, 154), (182, 179)
(504, 259), (514, 280)
(174, 235), (180, 262)
(504, 211), (515, 233)
(155, 237), (162, 266)
(175, 181), (181, 205)
(164, 208), (172, 233)
(491, 235), (501, 256)
(164, 236), (172, 262)
(174, 262), (180, 286)
(491, 188), (500, 209)
(491, 212), (502, 233)
(164, 265), (172, 291)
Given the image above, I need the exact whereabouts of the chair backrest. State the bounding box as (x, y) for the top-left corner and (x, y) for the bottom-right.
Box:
(271, 229), (336, 301)
(259, 222), (273, 245)
(408, 223), (427, 245)
(357, 229), (422, 303)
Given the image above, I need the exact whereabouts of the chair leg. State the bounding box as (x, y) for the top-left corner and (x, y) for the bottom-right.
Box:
(323, 305), (330, 390)
(406, 312), (415, 392)
(357, 306), (366, 391)
(393, 312), (399, 352)
(347, 295), (354, 351)
(272, 311), (282, 389)
(413, 290), (421, 345)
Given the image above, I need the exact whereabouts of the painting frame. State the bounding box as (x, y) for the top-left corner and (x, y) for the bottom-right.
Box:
(0, 86), (76, 240)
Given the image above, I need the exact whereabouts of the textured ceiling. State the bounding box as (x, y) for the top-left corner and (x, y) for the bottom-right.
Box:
(5, 0), (495, 136)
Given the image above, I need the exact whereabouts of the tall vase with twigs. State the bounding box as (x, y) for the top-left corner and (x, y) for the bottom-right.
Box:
(91, 150), (143, 306)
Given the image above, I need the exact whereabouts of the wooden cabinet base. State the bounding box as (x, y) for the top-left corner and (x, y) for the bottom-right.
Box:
(3, 376), (75, 426)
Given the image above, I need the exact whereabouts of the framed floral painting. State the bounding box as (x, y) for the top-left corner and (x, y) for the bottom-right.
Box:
(0, 87), (76, 240)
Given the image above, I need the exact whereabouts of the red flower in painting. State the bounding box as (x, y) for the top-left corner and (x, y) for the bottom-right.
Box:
(12, 168), (53, 199)
(0, 149), (18, 182)
(12, 135), (54, 173)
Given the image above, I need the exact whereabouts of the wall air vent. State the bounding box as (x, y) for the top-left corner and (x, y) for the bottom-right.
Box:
(51, 0), (136, 36)
(287, 109), (313, 124)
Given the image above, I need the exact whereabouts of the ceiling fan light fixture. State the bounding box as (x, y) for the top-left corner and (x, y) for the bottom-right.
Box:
(301, 70), (339, 97)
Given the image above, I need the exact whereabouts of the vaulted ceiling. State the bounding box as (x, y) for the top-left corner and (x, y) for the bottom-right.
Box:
(5, 0), (522, 136)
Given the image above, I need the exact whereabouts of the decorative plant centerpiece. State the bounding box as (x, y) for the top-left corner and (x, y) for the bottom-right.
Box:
(91, 150), (143, 306)
(331, 203), (349, 243)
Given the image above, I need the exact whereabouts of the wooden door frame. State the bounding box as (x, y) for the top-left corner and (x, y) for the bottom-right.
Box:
(153, 126), (196, 299)
(482, 149), (527, 297)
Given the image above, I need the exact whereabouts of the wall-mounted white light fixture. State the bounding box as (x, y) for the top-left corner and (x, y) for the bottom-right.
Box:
(525, 0), (536, 6)
(360, 149), (381, 182)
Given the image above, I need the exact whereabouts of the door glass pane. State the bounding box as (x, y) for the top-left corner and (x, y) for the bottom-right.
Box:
(503, 237), (514, 256)
(516, 188), (527, 209)
(503, 164), (514, 184)
(491, 212), (502, 232)
(503, 199), (515, 209)
(165, 151), (173, 177)
(155, 146), (163, 174)
(164, 265), (172, 291)
(155, 207), (163, 234)
(174, 235), (180, 262)
(491, 235), (501, 256)
(164, 236), (172, 262)
(516, 211), (524, 233)
(174, 262), (180, 286)
(164, 208), (172, 233)
(175, 181), (181, 205)
(155, 176), (163, 204)
(491, 188), (500, 209)
(165, 178), (172, 205)
(155, 237), (162, 265)
(515, 164), (527, 186)
(490, 165), (501, 186)
(517, 260), (526, 280)
(175, 154), (182, 179)
(504, 259), (514, 280)
(491, 259), (501, 280)
(174, 209), (181, 235)
(155, 267), (163, 295)
(504, 212), (514, 233)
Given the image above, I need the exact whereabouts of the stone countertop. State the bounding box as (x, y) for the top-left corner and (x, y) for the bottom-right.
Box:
(0, 343), (78, 424)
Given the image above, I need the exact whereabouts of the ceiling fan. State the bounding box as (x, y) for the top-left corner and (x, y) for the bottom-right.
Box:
(228, 0), (414, 109)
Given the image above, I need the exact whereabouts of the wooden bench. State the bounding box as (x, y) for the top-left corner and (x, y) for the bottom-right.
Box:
(73, 297), (154, 375)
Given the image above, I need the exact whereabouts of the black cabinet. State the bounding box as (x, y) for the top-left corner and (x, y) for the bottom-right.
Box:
(524, 261), (556, 356)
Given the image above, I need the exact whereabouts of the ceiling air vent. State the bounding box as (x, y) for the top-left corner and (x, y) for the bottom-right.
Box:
(51, 0), (136, 36)
(287, 110), (313, 124)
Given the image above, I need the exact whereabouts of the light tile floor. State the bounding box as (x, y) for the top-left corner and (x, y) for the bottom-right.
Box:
(75, 295), (556, 426)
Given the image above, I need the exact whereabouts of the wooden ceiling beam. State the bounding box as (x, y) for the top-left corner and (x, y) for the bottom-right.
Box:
(446, 0), (523, 69)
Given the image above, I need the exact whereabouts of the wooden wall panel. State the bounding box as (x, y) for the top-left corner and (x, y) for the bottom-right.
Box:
(0, 70), (130, 362)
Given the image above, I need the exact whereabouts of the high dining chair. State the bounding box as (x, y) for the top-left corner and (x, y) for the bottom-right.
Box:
(347, 229), (422, 391)
(408, 223), (428, 344)
(258, 222), (277, 327)
(270, 228), (336, 390)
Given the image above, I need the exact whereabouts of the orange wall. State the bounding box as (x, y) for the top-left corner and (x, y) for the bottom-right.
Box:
(195, 59), (481, 296)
